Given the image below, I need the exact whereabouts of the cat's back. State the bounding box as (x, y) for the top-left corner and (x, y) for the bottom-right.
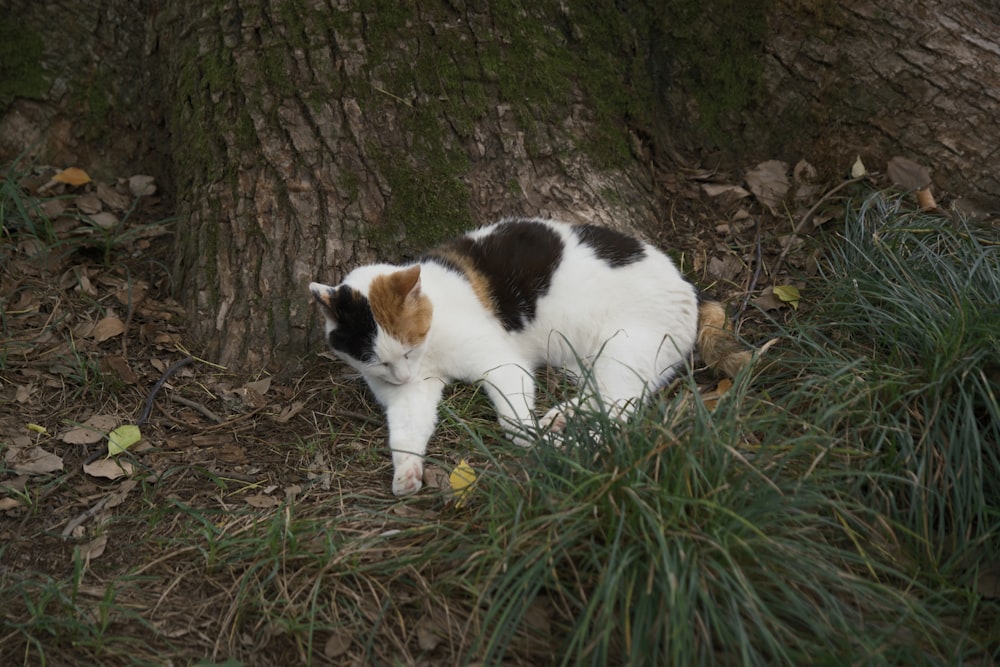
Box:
(422, 218), (694, 334)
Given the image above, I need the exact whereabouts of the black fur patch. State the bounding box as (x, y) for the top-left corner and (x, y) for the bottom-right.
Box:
(427, 219), (563, 331)
(323, 285), (377, 362)
(573, 224), (646, 267)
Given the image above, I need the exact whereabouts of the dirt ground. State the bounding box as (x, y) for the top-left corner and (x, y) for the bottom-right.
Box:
(0, 156), (898, 663)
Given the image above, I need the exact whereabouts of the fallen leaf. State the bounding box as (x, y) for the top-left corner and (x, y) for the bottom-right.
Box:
(83, 457), (134, 480)
(244, 377), (271, 395)
(86, 212), (119, 229)
(274, 401), (306, 423)
(244, 494), (281, 508)
(416, 616), (443, 651)
(324, 630), (352, 659)
(886, 156), (931, 190)
(701, 183), (750, 199)
(52, 167), (91, 186)
(128, 174), (156, 197)
(104, 479), (138, 510)
(15, 385), (32, 403)
(80, 534), (108, 562)
(40, 199), (67, 218)
(850, 155), (868, 178)
(745, 160), (789, 214)
(773, 284), (802, 310)
(422, 464), (450, 491)
(449, 459), (476, 507)
(108, 424), (142, 456)
(96, 182), (129, 210)
(0, 497), (22, 511)
(703, 378), (734, 411)
(92, 316), (126, 342)
(6, 446), (64, 475)
(793, 159), (817, 184)
(74, 193), (103, 214)
(102, 355), (139, 384)
(752, 287), (785, 312)
(62, 421), (109, 445)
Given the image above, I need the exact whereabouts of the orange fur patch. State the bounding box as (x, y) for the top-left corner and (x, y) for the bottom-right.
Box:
(368, 266), (433, 345)
(429, 248), (496, 313)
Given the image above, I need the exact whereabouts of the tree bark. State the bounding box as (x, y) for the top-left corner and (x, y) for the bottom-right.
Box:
(155, 1), (661, 372)
(4, 0), (999, 372)
(684, 0), (1000, 202)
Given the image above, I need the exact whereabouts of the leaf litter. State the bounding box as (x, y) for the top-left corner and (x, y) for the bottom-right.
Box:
(2, 155), (967, 664)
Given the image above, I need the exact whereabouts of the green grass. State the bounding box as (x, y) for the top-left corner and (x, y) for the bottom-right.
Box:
(2, 191), (997, 664)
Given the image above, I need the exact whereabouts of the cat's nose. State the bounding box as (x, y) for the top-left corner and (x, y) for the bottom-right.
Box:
(393, 368), (412, 383)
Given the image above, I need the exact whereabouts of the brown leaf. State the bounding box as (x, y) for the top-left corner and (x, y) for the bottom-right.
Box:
(5, 446), (64, 475)
(244, 377), (271, 395)
(416, 616), (444, 651)
(102, 355), (140, 384)
(274, 401), (306, 423)
(324, 630), (352, 659)
(92, 317), (126, 342)
(83, 458), (134, 480)
(701, 183), (750, 198)
(745, 160), (790, 214)
(74, 193), (103, 215)
(79, 534), (108, 562)
(752, 286), (786, 312)
(15, 385), (32, 403)
(422, 464), (450, 491)
(244, 494), (281, 508)
(86, 212), (119, 229)
(104, 480), (138, 510)
(52, 167), (92, 186)
(886, 156), (931, 191)
(0, 497), (22, 511)
(62, 423), (106, 445)
(96, 182), (130, 211)
(128, 174), (156, 197)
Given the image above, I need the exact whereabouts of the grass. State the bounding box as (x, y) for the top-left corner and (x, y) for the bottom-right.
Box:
(2, 184), (998, 664)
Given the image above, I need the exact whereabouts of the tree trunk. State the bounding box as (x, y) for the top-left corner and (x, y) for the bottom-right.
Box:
(661, 0), (1000, 203)
(155, 1), (663, 373)
(4, 0), (999, 372)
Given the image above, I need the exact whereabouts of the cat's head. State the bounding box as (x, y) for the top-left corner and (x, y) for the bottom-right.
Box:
(309, 264), (433, 385)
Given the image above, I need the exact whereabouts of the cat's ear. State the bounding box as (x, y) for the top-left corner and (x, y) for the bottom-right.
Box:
(309, 282), (339, 322)
(392, 265), (423, 301)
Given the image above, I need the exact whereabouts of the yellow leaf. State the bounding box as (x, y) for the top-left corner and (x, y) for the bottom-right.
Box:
(703, 378), (733, 411)
(449, 459), (476, 507)
(850, 156), (867, 179)
(52, 167), (92, 186)
(772, 284), (801, 310)
(26, 423), (47, 434)
(108, 424), (142, 456)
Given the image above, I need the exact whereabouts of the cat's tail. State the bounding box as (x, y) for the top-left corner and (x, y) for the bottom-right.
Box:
(696, 301), (753, 378)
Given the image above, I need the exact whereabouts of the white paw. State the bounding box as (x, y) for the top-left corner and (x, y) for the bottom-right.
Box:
(539, 404), (575, 433)
(392, 458), (423, 496)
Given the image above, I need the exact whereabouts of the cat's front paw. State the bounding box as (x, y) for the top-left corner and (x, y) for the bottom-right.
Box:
(540, 404), (575, 433)
(392, 458), (424, 496)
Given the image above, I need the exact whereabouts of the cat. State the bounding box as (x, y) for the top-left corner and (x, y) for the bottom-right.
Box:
(310, 218), (750, 496)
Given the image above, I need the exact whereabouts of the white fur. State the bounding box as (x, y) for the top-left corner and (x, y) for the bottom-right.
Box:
(317, 219), (699, 496)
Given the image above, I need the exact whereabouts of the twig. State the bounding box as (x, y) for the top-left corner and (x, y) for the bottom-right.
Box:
(170, 394), (224, 424)
(60, 495), (111, 538)
(138, 357), (194, 425)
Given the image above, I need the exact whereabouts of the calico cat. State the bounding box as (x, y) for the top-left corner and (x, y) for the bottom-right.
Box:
(310, 218), (750, 496)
